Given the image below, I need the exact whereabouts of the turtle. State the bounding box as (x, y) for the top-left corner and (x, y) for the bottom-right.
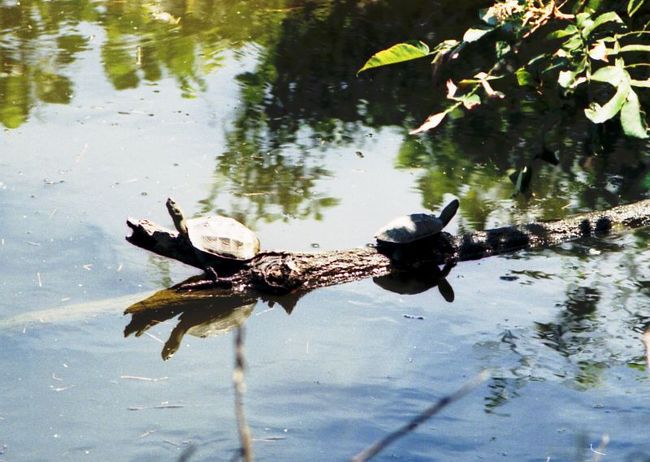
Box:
(165, 198), (260, 280)
(374, 198), (459, 261)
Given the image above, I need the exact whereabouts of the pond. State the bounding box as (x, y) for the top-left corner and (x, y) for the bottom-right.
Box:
(1, 0), (649, 460)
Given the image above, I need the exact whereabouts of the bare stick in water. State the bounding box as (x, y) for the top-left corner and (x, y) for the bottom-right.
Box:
(350, 370), (490, 462)
(233, 327), (254, 462)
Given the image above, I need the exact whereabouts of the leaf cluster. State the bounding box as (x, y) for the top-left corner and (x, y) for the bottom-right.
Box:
(358, 0), (649, 139)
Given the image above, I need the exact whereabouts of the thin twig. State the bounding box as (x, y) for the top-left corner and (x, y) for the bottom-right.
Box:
(590, 434), (609, 462)
(350, 370), (490, 462)
(233, 327), (254, 462)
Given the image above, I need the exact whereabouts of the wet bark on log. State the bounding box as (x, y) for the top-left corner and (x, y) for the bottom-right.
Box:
(126, 199), (650, 294)
(455, 199), (650, 260)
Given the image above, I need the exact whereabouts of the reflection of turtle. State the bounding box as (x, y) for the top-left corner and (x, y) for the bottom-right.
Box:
(373, 261), (456, 302)
(162, 302), (255, 360)
(375, 199), (459, 261)
(166, 198), (260, 279)
(123, 282), (258, 360)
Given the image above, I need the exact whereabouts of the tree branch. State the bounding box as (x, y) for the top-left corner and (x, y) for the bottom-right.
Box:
(126, 199), (650, 294)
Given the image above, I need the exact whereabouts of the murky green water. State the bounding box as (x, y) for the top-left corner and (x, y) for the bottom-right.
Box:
(1, 0), (649, 460)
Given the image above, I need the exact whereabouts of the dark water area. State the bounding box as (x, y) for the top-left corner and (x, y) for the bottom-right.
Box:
(1, 0), (649, 460)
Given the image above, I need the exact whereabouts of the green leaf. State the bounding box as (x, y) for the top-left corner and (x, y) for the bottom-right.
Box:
(558, 70), (579, 88)
(460, 72), (502, 84)
(558, 70), (573, 88)
(631, 78), (650, 87)
(584, 80), (630, 123)
(589, 40), (609, 61)
(460, 93), (482, 109)
(496, 41), (511, 59)
(516, 68), (535, 87)
(581, 11), (624, 37)
(357, 41), (430, 75)
(562, 34), (584, 52)
(547, 25), (578, 39)
(527, 54), (547, 66)
(619, 44), (650, 53)
(620, 90), (649, 138)
(431, 39), (460, 64)
(462, 27), (494, 43)
(575, 12), (592, 29)
(591, 65), (625, 85)
(432, 39), (460, 54)
(628, 0), (646, 16)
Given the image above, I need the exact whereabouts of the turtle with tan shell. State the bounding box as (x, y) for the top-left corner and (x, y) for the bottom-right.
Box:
(166, 198), (260, 279)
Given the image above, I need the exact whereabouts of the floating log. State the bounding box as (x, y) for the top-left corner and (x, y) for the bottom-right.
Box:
(126, 199), (650, 295)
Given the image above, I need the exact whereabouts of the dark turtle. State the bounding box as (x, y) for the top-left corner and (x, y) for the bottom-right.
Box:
(166, 198), (260, 279)
(374, 199), (459, 261)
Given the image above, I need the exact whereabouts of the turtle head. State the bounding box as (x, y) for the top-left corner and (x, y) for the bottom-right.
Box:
(166, 198), (188, 236)
(438, 199), (460, 229)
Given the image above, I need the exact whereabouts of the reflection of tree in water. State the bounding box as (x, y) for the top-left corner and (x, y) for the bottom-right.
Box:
(2, 0), (647, 222)
(535, 286), (606, 389)
(229, 0), (489, 145)
(536, 286), (600, 356)
(97, 0), (297, 94)
(483, 231), (650, 411)
(227, 0), (649, 228)
(211, 0), (490, 222)
(200, 144), (339, 225)
(393, 115), (649, 230)
(0, 1), (89, 127)
(484, 376), (525, 415)
(0, 0), (299, 127)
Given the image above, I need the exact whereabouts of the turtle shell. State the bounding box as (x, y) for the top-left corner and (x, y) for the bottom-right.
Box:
(375, 213), (443, 244)
(186, 216), (260, 260)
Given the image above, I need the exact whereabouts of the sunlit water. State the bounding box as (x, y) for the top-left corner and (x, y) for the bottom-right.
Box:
(1, 1), (649, 461)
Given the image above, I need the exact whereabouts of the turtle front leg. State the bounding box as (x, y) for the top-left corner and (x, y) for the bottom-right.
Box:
(205, 266), (219, 282)
(193, 250), (220, 284)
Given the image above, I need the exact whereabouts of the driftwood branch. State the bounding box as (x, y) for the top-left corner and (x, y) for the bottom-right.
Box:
(126, 199), (650, 295)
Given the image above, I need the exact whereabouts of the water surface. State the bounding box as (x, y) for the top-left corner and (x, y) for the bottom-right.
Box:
(1, 0), (649, 460)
